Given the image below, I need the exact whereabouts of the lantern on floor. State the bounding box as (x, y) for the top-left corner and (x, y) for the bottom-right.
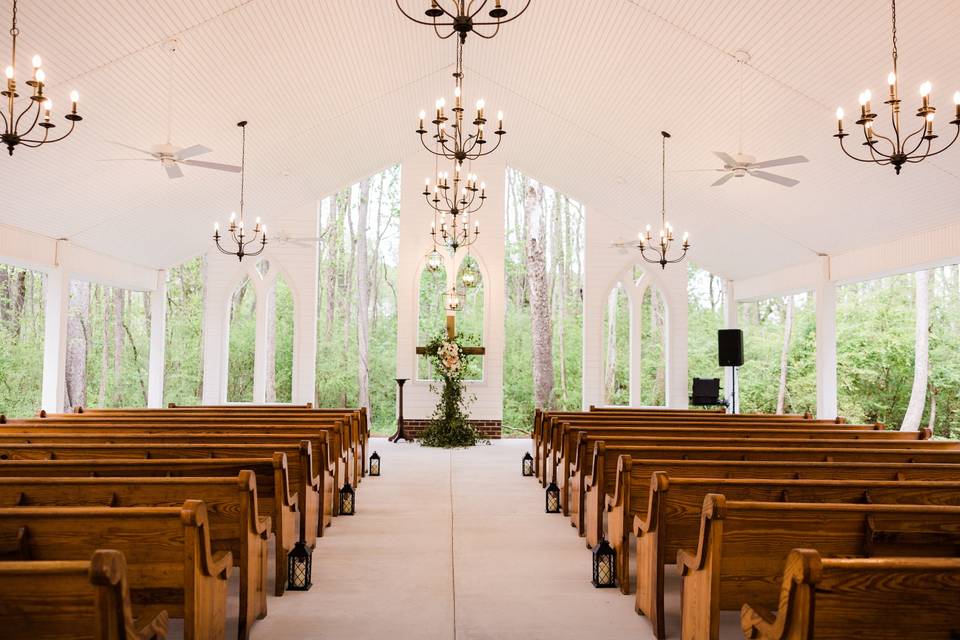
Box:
(591, 538), (616, 588)
(369, 451), (381, 476)
(286, 541), (312, 591)
(522, 452), (534, 477)
(545, 481), (560, 513)
(339, 482), (356, 515)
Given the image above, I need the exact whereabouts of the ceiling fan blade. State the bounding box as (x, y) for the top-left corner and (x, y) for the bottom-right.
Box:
(749, 155), (809, 169)
(97, 158), (157, 162)
(750, 170), (799, 187)
(713, 151), (737, 166)
(710, 173), (735, 187)
(105, 141), (157, 157)
(164, 163), (184, 179)
(175, 144), (212, 160)
(672, 168), (726, 173)
(179, 159), (242, 173)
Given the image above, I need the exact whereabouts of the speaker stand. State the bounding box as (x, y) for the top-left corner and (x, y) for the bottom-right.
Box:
(728, 366), (738, 414)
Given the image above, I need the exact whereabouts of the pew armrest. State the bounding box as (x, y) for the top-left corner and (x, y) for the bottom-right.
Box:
(740, 603), (777, 639)
(209, 550), (234, 580)
(256, 516), (272, 539)
(632, 513), (649, 537)
(676, 548), (699, 576)
(136, 610), (170, 640)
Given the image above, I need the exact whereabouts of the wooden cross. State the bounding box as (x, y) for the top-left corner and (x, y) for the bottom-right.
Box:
(416, 314), (485, 356)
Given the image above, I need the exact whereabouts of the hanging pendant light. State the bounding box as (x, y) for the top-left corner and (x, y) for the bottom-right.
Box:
(635, 131), (690, 269)
(395, 1), (530, 44)
(1, 0), (82, 156)
(213, 121), (267, 261)
(834, 0), (960, 174)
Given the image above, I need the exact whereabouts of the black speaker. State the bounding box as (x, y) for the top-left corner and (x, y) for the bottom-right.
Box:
(718, 329), (744, 367)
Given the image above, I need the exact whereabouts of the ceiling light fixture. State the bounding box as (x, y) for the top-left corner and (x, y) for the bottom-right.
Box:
(395, 1), (530, 43)
(1, 0), (82, 156)
(426, 160), (484, 254)
(635, 132), (690, 270)
(213, 121), (267, 261)
(834, 0), (959, 174)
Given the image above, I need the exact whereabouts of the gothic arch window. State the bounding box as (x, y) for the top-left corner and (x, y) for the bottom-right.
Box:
(268, 273), (294, 403)
(227, 276), (256, 402)
(417, 262), (447, 380)
(639, 282), (667, 406)
(601, 282), (631, 405)
(456, 254), (484, 381)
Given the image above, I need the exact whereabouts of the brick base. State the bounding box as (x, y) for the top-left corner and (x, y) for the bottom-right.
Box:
(400, 419), (502, 440)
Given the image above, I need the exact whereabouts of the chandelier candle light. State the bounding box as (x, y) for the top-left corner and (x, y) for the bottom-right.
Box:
(636, 131), (690, 269)
(426, 161), (483, 254)
(834, 0), (959, 174)
(1, 0), (82, 156)
(395, 0), (530, 43)
(213, 121), (267, 261)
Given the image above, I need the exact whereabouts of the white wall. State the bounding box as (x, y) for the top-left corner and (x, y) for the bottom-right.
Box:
(395, 155), (506, 421)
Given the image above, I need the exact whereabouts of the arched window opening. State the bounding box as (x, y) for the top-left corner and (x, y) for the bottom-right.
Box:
(601, 283), (631, 405)
(687, 263), (724, 392)
(227, 277), (256, 402)
(457, 255), (484, 381)
(418, 262), (447, 380)
(163, 256), (204, 407)
(268, 274), (294, 403)
(639, 284), (666, 406)
(0, 264), (45, 416)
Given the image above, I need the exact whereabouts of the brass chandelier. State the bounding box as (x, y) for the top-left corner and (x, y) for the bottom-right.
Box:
(417, 41), (504, 164)
(395, 1), (530, 43)
(2, 0), (82, 156)
(425, 160), (484, 254)
(635, 132), (690, 270)
(213, 121), (267, 262)
(834, 0), (959, 174)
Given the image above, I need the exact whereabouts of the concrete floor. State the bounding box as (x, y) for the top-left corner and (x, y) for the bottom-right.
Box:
(244, 438), (741, 639)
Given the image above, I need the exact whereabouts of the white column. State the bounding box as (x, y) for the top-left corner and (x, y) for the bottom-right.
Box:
(723, 279), (739, 413)
(252, 284), (269, 404)
(815, 256), (838, 419)
(147, 270), (167, 408)
(41, 267), (70, 413)
(664, 268), (689, 409)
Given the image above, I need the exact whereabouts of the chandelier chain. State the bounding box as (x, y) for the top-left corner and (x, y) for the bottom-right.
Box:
(660, 130), (666, 225)
(239, 122), (246, 222)
(890, 0), (897, 73)
(9, 0), (17, 38)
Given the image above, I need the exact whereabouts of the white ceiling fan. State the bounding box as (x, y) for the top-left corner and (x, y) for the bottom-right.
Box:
(273, 229), (328, 248)
(684, 51), (809, 188)
(100, 39), (241, 180)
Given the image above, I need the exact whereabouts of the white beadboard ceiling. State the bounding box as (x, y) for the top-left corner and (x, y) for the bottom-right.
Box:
(0, 0), (958, 279)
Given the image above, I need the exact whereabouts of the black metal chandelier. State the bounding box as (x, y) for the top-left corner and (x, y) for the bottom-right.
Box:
(635, 132), (690, 270)
(417, 41), (504, 164)
(426, 161), (483, 254)
(834, 0), (959, 174)
(395, 1), (530, 43)
(213, 121), (267, 261)
(1, 0), (82, 156)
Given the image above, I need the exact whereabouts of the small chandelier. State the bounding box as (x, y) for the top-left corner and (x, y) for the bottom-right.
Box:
(2, 0), (82, 156)
(834, 0), (959, 174)
(460, 259), (479, 288)
(443, 286), (465, 312)
(213, 121), (267, 261)
(417, 41), (504, 164)
(426, 161), (483, 254)
(395, 1), (530, 43)
(425, 248), (445, 272)
(636, 131), (690, 269)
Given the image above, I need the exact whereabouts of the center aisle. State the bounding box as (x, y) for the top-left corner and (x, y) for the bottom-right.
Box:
(252, 438), (644, 640)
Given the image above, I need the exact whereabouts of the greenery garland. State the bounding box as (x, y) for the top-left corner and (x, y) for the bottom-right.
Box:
(420, 330), (482, 448)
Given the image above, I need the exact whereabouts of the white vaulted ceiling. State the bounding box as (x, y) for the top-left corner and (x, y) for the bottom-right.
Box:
(0, 0), (958, 279)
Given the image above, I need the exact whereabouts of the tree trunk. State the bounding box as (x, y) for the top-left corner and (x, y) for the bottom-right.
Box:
(98, 287), (109, 406)
(525, 181), (554, 410)
(901, 269), (930, 431)
(603, 288), (618, 404)
(928, 383), (938, 434)
(265, 284), (277, 403)
(775, 296), (794, 414)
(112, 289), (124, 406)
(356, 177), (371, 416)
(65, 280), (90, 411)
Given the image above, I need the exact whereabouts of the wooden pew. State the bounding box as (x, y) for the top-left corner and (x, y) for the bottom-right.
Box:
(677, 496), (960, 640)
(0, 500), (234, 640)
(0, 431), (335, 533)
(621, 470), (960, 638)
(740, 549), (960, 640)
(582, 441), (960, 547)
(0, 472), (270, 640)
(0, 549), (169, 640)
(0, 457), (298, 597)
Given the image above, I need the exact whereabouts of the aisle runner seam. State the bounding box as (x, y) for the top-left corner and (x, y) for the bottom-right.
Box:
(449, 449), (457, 640)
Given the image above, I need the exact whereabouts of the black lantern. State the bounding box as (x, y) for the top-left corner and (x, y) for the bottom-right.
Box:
(545, 481), (560, 513)
(339, 482), (355, 516)
(522, 451), (534, 477)
(286, 541), (312, 591)
(369, 451), (381, 476)
(592, 538), (616, 588)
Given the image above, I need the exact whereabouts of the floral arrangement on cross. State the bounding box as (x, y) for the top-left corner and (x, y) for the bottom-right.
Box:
(419, 329), (484, 448)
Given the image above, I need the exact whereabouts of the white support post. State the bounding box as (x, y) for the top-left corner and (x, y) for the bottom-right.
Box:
(815, 256), (838, 419)
(723, 279), (739, 413)
(252, 284), (269, 404)
(41, 267), (70, 414)
(147, 270), (167, 408)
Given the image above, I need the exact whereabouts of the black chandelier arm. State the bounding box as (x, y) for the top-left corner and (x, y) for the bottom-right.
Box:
(433, 23), (457, 39)
(838, 135), (888, 164)
(911, 126), (960, 160)
(21, 118), (76, 146)
(472, 0), (531, 26)
(0, 108), (7, 133)
(906, 138), (933, 163)
(394, 1), (455, 27)
(863, 137), (894, 164)
(900, 119), (933, 157)
(13, 98), (40, 139)
(470, 22), (502, 40)
(863, 124), (897, 158)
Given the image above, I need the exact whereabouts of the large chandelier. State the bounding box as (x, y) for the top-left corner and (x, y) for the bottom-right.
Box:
(213, 121), (267, 261)
(1, 0), (82, 156)
(395, 1), (530, 43)
(425, 160), (484, 254)
(635, 131), (690, 270)
(417, 41), (504, 163)
(834, 0), (959, 174)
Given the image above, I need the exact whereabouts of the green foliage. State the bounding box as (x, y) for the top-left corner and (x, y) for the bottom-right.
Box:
(419, 331), (481, 447)
(227, 277), (256, 402)
(0, 265), (45, 417)
(274, 275), (294, 403)
(601, 284), (630, 405)
(687, 263), (724, 389)
(163, 257), (204, 406)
